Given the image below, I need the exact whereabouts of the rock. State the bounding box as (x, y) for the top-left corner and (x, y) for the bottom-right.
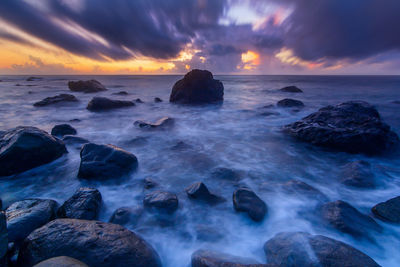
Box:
(0, 212), (7, 267)
(144, 177), (158, 189)
(68, 80), (107, 93)
(62, 136), (89, 146)
(69, 119), (81, 123)
(372, 196), (400, 223)
(277, 98), (304, 108)
(191, 250), (270, 267)
(136, 98), (144, 103)
(144, 191), (179, 214)
(51, 124), (77, 137)
(6, 199), (57, 242)
(87, 97), (135, 111)
(109, 206), (143, 226)
(0, 126), (67, 176)
(34, 94), (78, 107)
(341, 160), (376, 188)
(17, 219), (162, 267)
(211, 168), (241, 181)
(154, 97), (163, 103)
(319, 200), (382, 238)
(170, 69), (224, 104)
(264, 232), (380, 267)
(134, 117), (175, 130)
(194, 225), (224, 242)
(284, 101), (399, 154)
(185, 182), (223, 204)
(57, 188), (102, 220)
(78, 143), (138, 180)
(279, 85), (303, 93)
(27, 77), (42, 81)
(233, 188), (267, 222)
(281, 180), (328, 203)
(33, 256), (88, 267)
(112, 91), (128, 95)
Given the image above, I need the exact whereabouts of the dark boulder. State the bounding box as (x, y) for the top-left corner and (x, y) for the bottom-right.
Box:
(6, 199), (57, 242)
(264, 232), (380, 267)
(134, 117), (175, 130)
(112, 91), (128, 95)
(277, 98), (304, 108)
(68, 80), (107, 93)
(341, 160), (376, 188)
(87, 97), (134, 111)
(17, 219), (162, 267)
(78, 143), (138, 180)
(136, 98), (144, 103)
(185, 182), (223, 204)
(233, 188), (267, 222)
(0, 126), (67, 176)
(34, 94), (78, 107)
(372, 196), (400, 223)
(0, 212), (7, 267)
(144, 191), (179, 214)
(281, 180), (328, 203)
(51, 124), (77, 137)
(170, 69), (224, 104)
(109, 206), (143, 226)
(57, 188), (102, 220)
(154, 97), (163, 103)
(192, 249), (271, 267)
(284, 101), (399, 154)
(33, 256), (88, 267)
(279, 86), (303, 93)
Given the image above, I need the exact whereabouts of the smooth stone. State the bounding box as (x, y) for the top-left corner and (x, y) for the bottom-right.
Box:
(279, 85), (303, 93)
(87, 97), (135, 111)
(51, 124), (77, 137)
(34, 94), (78, 107)
(134, 117), (175, 130)
(192, 250), (271, 267)
(233, 188), (267, 222)
(112, 91), (128, 95)
(33, 256), (88, 267)
(0, 212), (7, 266)
(372, 196), (400, 223)
(341, 160), (376, 188)
(6, 199), (57, 242)
(211, 167), (241, 181)
(281, 180), (329, 203)
(144, 177), (159, 189)
(277, 98), (304, 108)
(68, 80), (107, 93)
(143, 191), (179, 214)
(109, 206), (143, 226)
(0, 126), (67, 176)
(17, 219), (161, 267)
(57, 188), (102, 220)
(185, 182), (223, 204)
(154, 97), (163, 103)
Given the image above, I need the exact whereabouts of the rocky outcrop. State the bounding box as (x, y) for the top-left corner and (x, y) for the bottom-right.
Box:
(134, 117), (175, 130)
(372, 196), (400, 223)
(86, 97), (134, 111)
(170, 69), (224, 104)
(144, 191), (179, 214)
(341, 160), (376, 188)
(68, 80), (107, 93)
(0, 126), (67, 176)
(109, 206), (143, 226)
(33, 94), (78, 107)
(279, 86), (303, 93)
(33, 256), (88, 267)
(51, 124), (77, 137)
(57, 188), (102, 220)
(192, 250), (271, 267)
(277, 98), (304, 108)
(233, 188), (267, 222)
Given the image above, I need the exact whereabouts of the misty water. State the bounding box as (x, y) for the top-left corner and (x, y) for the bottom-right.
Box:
(1, 75), (400, 266)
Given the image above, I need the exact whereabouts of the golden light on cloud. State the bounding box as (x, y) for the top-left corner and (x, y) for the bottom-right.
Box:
(275, 48), (324, 70)
(239, 50), (260, 70)
(185, 64), (190, 70)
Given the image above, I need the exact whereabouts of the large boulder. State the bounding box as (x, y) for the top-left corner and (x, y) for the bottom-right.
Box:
(372, 196), (400, 223)
(86, 97), (134, 111)
(191, 249), (271, 267)
(264, 232), (380, 267)
(134, 117), (175, 130)
(33, 94), (78, 107)
(279, 86), (303, 93)
(17, 219), (161, 267)
(144, 191), (179, 214)
(277, 99), (304, 108)
(284, 101), (399, 154)
(233, 188), (267, 222)
(68, 80), (107, 93)
(51, 124), (77, 137)
(0, 126), (67, 176)
(340, 160), (376, 188)
(33, 256), (88, 267)
(0, 212), (7, 267)
(57, 188), (102, 220)
(170, 69), (224, 104)
(78, 143), (138, 180)
(6, 199), (58, 242)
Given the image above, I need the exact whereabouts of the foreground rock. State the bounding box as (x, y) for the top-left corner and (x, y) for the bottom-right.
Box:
(279, 85), (303, 93)
(33, 94), (78, 107)
(78, 143), (138, 180)
(0, 126), (67, 176)
(109, 206), (143, 226)
(6, 199), (57, 242)
(134, 117), (175, 130)
(319, 200), (382, 239)
(0, 212), (7, 267)
(51, 124), (77, 137)
(192, 250), (271, 267)
(144, 191), (179, 214)
(57, 188), (102, 220)
(68, 80), (107, 93)
(233, 188), (267, 222)
(33, 256), (88, 267)
(372, 196), (400, 223)
(277, 98), (304, 108)
(281, 180), (328, 203)
(264, 232), (380, 267)
(185, 182), (223, 204)
(87, 97), (135, 111)
(341, 160), (376, 188)
(284, 101), (399, 154)
(170, 69), (224, 104)
(18, 219), (161, 267)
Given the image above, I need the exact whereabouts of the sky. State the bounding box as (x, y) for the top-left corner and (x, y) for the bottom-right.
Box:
(0, 0), (400, 75)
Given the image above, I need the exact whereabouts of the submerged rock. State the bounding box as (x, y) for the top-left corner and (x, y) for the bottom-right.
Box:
(78, 143), (138, 180)
(57, 188), (102, 220)
(0, 126), (67, 176)
(192, 249), (270, 267)
(143, 177), (158, 189)
(87, 97), (135, 111)
(109, 206), (143, 226)
(68, 80), (107, 93)
(341, 160), (376, 188)
(62, 135), (89, 147)
(134, 117), (175, 130)
(211, 167), (242, 181)
(281, 180), (329, 203)
(6, 199), (57, 242)
(170, 69), (224, 104)
(27, 77), (42, 81)
(185, 182), (223, 204)
(33, 94), (78, 107)
(264, 232), (380, 267)
(0, 212), (7, 267)
(112, 91), (128, 95)
(372, 196), (400, 223)
(277, 98), (304, 108)
(17, 219), (162, 267)
(233, 188), (267, 222)
(284, 101), (399, 154)
(144, 191), (179, 214)
(279, 85), (303, 93)
(136, 98), (144, 103)
(33, 256), (88, 267)
(51, 124), (77, 137)
(154, 97), (163, 103)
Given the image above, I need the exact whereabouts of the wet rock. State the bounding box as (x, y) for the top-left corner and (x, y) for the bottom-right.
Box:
(170, 69), (224, 104)
(136, 98), (144, 103)
(192, 250), (270, 267)
(154, 97), (163, 103)
(57, 188), (102, 220)
(233, 188), (267, 222)
(185, 182), (223, 204)
(17, 219), (162, 267)
(277, 98), (304, 108)
(78, 143), (138, 180)
(279, 85), (303, 93)
(372, 196), (400, 223)
(6, 199), (57, 242)
(211, 167), (241, 181)
(109, 206), (143, 226)
(134, 117), (175, 130)
(33, 94), (78, 107)
(51, 124), (77, 137)
(0, 126), (67, 176)
(33, 256), (88, 267)
(0, 212), (7, 267)
(341, 160), (376, 188)
(27, 77), (42, 82)
(112, 91), (128, 95)
(281, 180), (329, 203)
(319, 200), (382, 238)
(264, 232), (380, 267)
(87, 97), (135, 111)
(144, 191), (179, 214)
(68, 80), (107, 93)
(144, 177), (158, 189)
(284, 101), (399, 154)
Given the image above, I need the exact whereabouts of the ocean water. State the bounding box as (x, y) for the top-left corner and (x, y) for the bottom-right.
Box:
(1, 75), (400, 266)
